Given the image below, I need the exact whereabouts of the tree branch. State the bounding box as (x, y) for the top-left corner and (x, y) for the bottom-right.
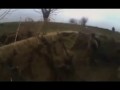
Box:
(0, 9), (16, 20)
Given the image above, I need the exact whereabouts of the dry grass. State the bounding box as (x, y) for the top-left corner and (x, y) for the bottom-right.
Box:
(0, 31), (119, 81)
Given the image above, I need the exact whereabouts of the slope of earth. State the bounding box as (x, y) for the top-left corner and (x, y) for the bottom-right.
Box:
(0, 30), (120, 81)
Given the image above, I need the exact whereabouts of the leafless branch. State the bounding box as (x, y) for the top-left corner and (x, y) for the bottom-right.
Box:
(34, 9), (41, 14)
(0, 9), (16, 20)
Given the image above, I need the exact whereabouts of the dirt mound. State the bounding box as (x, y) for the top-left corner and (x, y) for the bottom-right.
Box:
(0, 32), (120, 81)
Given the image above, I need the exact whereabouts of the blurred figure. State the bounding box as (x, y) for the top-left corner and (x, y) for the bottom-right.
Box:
(112, 27), (115, 32)
(88, 33), (100, 66)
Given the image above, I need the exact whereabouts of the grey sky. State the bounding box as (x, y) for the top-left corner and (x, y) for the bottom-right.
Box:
(1, 9), (120, 31)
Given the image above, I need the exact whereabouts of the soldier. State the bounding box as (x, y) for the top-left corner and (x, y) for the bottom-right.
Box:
(88, 33), (100, 66)
(112, 27), (115, 32)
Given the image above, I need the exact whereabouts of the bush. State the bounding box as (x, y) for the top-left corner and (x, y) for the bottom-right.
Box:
(69, 18), (77, 24)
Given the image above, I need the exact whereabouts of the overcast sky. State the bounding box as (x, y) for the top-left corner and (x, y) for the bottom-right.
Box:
(1, 9), (120, 31)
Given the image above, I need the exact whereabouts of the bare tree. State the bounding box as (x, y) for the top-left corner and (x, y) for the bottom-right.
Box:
(69, 18), (77, 24)
(79, 17), (88, 27)
(34, 9), (57, 22)
(34, 9), (58, 35)
(0, 9), (16, 20)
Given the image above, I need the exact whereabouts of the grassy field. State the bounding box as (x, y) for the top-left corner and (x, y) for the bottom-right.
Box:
(0, 22), (120, 81)
(0, 21), (117, 34)
(0, 21), (120, 40)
